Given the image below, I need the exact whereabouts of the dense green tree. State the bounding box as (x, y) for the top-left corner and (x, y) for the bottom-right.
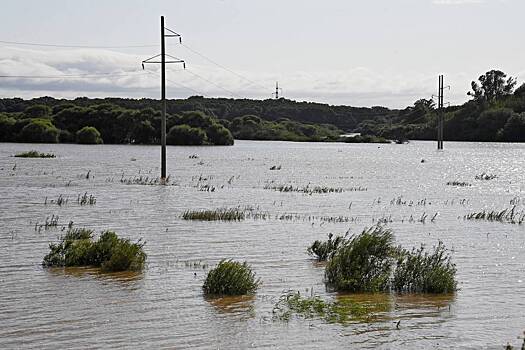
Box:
(0, 114), (16, 141)
(499, 113), (525, 142)
(468, 70), (517, 102)
(24, 104), (51, 118)
(167, 124), (206, 145)
(206, 123), (234, 145)
(76, 126), (103, 144)
(18, 118), (59, 143)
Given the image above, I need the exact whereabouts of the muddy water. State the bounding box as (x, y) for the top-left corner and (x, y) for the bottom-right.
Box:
(0, 140), (524, 349)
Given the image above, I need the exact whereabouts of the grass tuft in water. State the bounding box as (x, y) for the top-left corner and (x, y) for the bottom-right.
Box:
(392, 241), (457, 293)
(14, 150), (55, 158)
(307, 233), (347, 261)
(203, 260), (260, 296)
(43, 228), (146, 272)
(325, 226), (395, 292)
(465, 206), (524, 224)
(182, 208), (245, 221)
(324, 226), (457, 294)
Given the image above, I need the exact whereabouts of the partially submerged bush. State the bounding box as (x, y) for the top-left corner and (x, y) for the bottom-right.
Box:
(203, 260), (260, 296)
(392, 242), (457, 293)
(14, 150), (55, 158)
(323, 226), (457, 294)
(43, 228), (146, 272)
(307, 233), (347, 261)
(325, 226), (395, 292)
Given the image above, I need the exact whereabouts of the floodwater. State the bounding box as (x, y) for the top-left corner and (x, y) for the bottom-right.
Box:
(0, 140), (524, 349)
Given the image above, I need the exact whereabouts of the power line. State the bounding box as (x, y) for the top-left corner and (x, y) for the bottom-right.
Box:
(181, 43), (269, 92)
(144, 69), (203, 96)
(0, 39), (157, 49)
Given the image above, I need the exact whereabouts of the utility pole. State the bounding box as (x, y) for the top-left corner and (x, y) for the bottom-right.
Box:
(142, 16), (186, 182)
(437, 75), (444, 150)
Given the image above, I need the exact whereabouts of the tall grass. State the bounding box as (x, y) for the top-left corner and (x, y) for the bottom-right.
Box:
(465, 206), (524, 224)
(323, 226), (457, 294)
(182, 208), (245, 221)
(14, 150), (55, 158)
(392, 242), (457, 293)
(203, 260), (260, 296)
(307, 233), (347, 261)
(43, 228), (146, 272)
(325, 226), (395, 292)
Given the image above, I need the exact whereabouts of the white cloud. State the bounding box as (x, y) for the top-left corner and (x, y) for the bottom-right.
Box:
(0, 46), (490, 108)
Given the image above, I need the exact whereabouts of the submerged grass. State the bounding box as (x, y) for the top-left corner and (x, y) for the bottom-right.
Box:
(203, 260), (260, 296)
(14, 150), (55, 158)
(43, 228), (146, 272)
(182, 208), (245, 221)
(465, 206), (525, 224)
(272, 291), (389, 324)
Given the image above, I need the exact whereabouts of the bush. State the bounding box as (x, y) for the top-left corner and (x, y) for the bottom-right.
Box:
(206, 123), (234, 145)
(24, 104), (51, 118)
(43, 228), (146, 272)
(325, 226), (395, 292)
(392, 242), (457, 293)
(167, 124), (206, 145)
(203, 260), (260, 296)
(307, 233), (346, 261)
(17, 118), (59, 143)
(0, 114), (16, 142)
(14, 150), (55, 158)
(76, 126), (103, 144)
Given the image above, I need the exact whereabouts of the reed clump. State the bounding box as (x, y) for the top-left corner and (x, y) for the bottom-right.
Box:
(264, 184), (344, 194)
(465, 206), (524, 224)
(203, 260), (260, 296)
(323, 226), (457, 294)
(182, 208), (245, 221)
(475, 172), (497, 180)
(392, 242), (457, 293)
(446, 181), (472, 187)
(43, 228), (146, 272)
(307, 233), (347, 261)
(14, 150), (55, 158)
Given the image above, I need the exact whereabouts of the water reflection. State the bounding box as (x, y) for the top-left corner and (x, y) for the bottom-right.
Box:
(46, 266), (144, 285)
(205, 294), (256, 318)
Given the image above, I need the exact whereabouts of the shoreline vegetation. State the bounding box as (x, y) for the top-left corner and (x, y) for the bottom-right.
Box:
(2, 68), (522, 146)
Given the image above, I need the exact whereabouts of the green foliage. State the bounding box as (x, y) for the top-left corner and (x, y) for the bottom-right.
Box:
(206, 123), (234, 145)
(392, 242), (457, 293)
(76, 126), (103, 144)
(0, 114), (16, 141)
(273, 291), (389, 324)
(167, 124), (206, 145)
(18, 118), (59, 143)
(307, 233), (347, 261)
(203, 260), (260, 296)
(42, 228), (146, 272)
(468, 70), (517, 102)
(325, 226), (395, 292)
(14, 150), (55, 158)
(182, 208), (245, 221)
(24, 104), (51, 118)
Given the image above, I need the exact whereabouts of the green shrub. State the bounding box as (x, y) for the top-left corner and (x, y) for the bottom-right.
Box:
(0, 114), (16, 142)
(18, 118), (59, 143)
(182, 208), (245, 221)
(76, 126), (103, 144)
(206, 123), (234, 145)
(167, 124), (206, 145)
(392, 242), (457, 293)
(203, 260), (260, 296)
(307, 233), (346, 261)
(325, 226), (395, 292)
(42, 228), (146, 272)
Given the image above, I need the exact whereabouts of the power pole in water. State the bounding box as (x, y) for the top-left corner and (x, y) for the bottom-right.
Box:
(437, 75), (444, 150)
(142, 16), (186, 181)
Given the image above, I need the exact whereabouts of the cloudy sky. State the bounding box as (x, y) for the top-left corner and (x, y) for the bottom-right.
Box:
(0, 0), (523, 108)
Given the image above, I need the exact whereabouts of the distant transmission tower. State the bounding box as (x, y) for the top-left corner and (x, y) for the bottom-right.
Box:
(142, 16), (186, 182)
(272, 81), (283, 99)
